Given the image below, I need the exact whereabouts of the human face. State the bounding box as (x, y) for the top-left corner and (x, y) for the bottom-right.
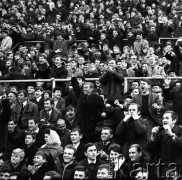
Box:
(71, 131), (81, 144)
(33, 155), (46, 166)
(71, 61), (77, 69)
(85, 145), (97, 161)
(56, 120), (66, 133)
(74, 171), (86, 179)
(128, 104), (138, 116)
(109, 150), (120, 164)
(35, 89), (42, 98)
(108, 60), (116, 69)
(8, 93), (16, 103)
(149, 57), (156, 66)
(44, 100), (52, 111)
(129, 147), (141, 162)
(44, 92), (50, 99)
(97, 168), (110, 179)
(63, 148), (75, 163)
(39, 56), (46, 64)
(28, 120), (37, 131)
(44, 134), (51, 145)
(152, 86), (161, 93)
(101, 129), (111, 142)
(132, 82), (139, 89)
(8, 121), (16, 133)
(162, 113), (175, 128)
(25, 135), (35, 146)
(83, 84), (92, 95)
(27, 86), (35, 94)
(11, 153), (22, 166)
(54, 90), (61, 99)
(140, 81), (150, 93)
(54, 57), (62, 67)
(131, 89), (139, 97)
(18, 92), (27, 103)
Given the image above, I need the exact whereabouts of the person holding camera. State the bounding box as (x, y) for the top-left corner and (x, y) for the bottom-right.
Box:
(147, 110), (182, 178)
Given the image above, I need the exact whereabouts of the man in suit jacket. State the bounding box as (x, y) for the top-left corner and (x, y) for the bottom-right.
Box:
(95, 127), (114, 161)
(78, 143), (106, 179)
(40, 98), (62, 130)
(28, 117), (45, 149)
(133, 79), (163, 139)
(12, 90), (39, 130)
(30, 87), (44, 112)
(70, 127), (85, 162)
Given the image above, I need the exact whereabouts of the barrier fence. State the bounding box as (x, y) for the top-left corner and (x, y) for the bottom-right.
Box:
(2, 77), (182, 95)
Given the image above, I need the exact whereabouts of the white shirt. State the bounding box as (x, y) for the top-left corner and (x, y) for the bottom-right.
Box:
(34, 128), (39, 134)
(36, 96), (42, 102)
(73, 142), (80, 150)
(23, 100), (27, 108)
(88, 159), (96, 164)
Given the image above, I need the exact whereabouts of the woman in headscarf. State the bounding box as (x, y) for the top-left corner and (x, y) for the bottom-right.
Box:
(38, 128), (63, 172)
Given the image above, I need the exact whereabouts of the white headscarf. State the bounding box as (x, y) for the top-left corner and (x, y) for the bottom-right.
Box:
(47, 129), (61, 146)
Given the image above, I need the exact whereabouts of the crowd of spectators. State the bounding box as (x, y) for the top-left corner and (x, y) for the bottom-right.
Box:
(0, 0), (182, 179)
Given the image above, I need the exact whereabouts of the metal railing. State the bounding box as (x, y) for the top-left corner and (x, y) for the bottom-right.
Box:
(2, 76), (182, 94)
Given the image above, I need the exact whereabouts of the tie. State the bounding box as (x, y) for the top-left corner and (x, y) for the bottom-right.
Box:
(18, 104), (24, 126)
(89, 163), (95, 172)
(103, 142), (107, 148)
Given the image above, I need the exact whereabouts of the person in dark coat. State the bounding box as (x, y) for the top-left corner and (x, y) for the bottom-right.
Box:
(0, 66), (29, 90)
(147, 110), (182, 178)
(95, 127), (115, 161)
(22, 132), (38, 166)
(70, 128), (85, 162)
(78, 143), (106, 180)
(32, 54), (50, 79)
(99, 59), (124, 105)
(40, 98), (62, 130)
(28, 118), (45, 149)
(12, 90), (39, 130)
(57, 145), (77, 180)
(163, 77), (182, 125)
(120, 144), (150, 179)
(3, 120), (25, 161)
(30, 87), (44, 112)
(49, 55), (68, 92)
(72, 78), (105, 143)
(116, 103), (147, 157)
(0, 98), (11, 156)
(28, 151), (48, 180)
(1, 148), (29, 175)
(56, 119), (71, 148)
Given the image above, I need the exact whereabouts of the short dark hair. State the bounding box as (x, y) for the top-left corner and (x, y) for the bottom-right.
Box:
(74, 165), (88, 178)
(140, 79), (151, 85)
(53, 87), (62, 93)
(28, 117), (39, 124)
(84, 143), (97, 152)
(108, 143), (122, 154)
(71, 127), (82, 135)
(35, 87), (44, 92)
(18, 90), (28, 97)
(44, 97), (54, 105)
(35, 151), (46, 159)
(129, 144), (143, 153)
(101, 127), (113, 135)
(164, 111), (178, 123)
(25, 131), (36, 140)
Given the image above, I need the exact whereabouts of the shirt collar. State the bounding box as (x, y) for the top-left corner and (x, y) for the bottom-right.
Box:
(23, 100), (27, 107)
(88, 158), (96, 164)
(36, 96), (42, 102)
(72, 142), (80, 149)
(34, 128), (39, 134)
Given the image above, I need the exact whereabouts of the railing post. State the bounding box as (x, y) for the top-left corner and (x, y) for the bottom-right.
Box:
(51, 78), (56, 97)
(124, 78), (128, 93)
